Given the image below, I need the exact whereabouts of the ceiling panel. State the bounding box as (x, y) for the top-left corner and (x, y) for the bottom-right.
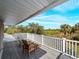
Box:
(0, 0), (67, 25)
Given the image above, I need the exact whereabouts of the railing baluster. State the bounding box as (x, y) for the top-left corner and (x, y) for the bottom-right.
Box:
(56, 39), (58, 49)
(42, 35), (44, 45)
(69, 41), (71, 55)
(54, 39), (55, 48)
(63, 38), (66, 53)
(60, 40), (62, 51)
(65, 41), (66, 53)
(75, 43), (77, 57)
(54, 39), (55, 49)
(53, 39), (54, 48)
(56, 39), (57, 49)
(61, 40), (63, 51)
(58, 39), (59, 50)
(57, 39), (58, 49)
(72, 41), (74, 56)
(65, 41), (67, 53)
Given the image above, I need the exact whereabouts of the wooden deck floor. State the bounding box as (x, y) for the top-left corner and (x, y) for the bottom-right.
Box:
(2, 41), (74, 59)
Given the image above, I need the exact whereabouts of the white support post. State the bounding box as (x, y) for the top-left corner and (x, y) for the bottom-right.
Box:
(69, 41), (71, 55)
(75, 43), (77, 57)
(0, 20), (4, 59)
(63, 38), (66, 53)
(42, 35), (44, 45)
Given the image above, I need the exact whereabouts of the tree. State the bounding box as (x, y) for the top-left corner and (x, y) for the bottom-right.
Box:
(27, 23), (38, 33)
(74, 23), (79, 34)
(36, 26), (44, 34)
(27, 23), (44, 34)
(75, 23), (79, 30)
(70, 26), (75, 34)
(60, 24), (71, 36)
(16, 25), (25, 33)
(5, 26), (17, 34)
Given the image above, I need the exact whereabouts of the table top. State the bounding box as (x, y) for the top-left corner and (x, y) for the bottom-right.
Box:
(21, 40), (39, 47)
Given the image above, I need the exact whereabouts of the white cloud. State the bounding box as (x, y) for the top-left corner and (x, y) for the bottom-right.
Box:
(22, 14), (70, 27)
(25, 20), (61, 25)
(75, 20), (79, 23)
(29, 14), (68, 22)
(53, 0), (79, 13)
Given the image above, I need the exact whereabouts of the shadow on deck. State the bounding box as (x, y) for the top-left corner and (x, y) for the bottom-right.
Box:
(2, 41), (74, 59)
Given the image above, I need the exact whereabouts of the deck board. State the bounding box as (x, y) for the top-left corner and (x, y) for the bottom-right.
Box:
(2, 41), (74, 59)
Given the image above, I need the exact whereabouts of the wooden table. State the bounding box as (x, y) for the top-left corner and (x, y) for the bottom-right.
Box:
(21, 40), (39, 56)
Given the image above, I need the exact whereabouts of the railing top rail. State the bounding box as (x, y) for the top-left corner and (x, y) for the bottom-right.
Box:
(43, 35), (63, 40)
(14, 33), (79, 43)
(65, 39), (79, 43)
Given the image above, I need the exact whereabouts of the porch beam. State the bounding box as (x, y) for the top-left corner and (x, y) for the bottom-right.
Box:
(0, 20), (4, 59)
(0, 20), (4, 40)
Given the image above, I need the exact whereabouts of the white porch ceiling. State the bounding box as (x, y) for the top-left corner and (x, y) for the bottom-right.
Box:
(0, 0), (66, 25)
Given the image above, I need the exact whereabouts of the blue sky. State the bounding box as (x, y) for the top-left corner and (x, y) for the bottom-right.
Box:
(19, 0), (79, 29)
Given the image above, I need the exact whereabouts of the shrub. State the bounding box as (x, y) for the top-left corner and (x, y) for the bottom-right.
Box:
(71, 35), (79, 41)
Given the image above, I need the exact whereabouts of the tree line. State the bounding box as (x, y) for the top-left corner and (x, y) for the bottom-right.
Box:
(4, 23), (79, 41)
(4, 23), (44, 34)
(60, 23), (79, 41)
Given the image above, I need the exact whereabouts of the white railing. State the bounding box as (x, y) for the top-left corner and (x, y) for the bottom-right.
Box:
(13, 33), (79, 59)
(64, 39), (79, 58)
(43, 36), (63, 52)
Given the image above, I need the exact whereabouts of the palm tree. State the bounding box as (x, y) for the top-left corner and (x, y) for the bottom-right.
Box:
(70, 26), (75, 34)
(28, 23), (44, 34)
(28, 23), (38, 33)
(75, 23), (79, 30)
(60, 24), (71, 37)
(36, 26), (44, 34)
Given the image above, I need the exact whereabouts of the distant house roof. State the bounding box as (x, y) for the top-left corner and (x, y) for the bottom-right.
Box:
(0, 0), (67, 25)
